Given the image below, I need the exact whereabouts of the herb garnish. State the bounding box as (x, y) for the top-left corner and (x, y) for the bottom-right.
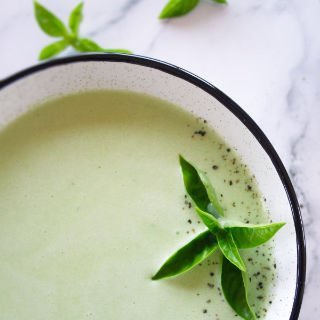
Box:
(152, 155), (285, 320)
(159, 0), (227, 19)
(34, 1), (132, 61)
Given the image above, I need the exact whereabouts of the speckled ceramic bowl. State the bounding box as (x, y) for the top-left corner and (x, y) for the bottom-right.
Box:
(0, 54), (305, 319)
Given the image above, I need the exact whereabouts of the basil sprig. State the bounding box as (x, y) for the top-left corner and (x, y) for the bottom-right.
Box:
(159, 0), (227, 19)
(152, 155), (285, 319)
(34, 1), (132, 60)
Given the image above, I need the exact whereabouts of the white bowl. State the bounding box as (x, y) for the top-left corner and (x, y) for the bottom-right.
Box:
(0, 54), (305, 319)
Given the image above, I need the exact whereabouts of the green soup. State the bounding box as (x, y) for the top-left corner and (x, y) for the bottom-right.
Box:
(0, 91), (276, 319)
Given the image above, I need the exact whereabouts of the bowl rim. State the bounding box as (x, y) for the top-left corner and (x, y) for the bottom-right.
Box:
(0, 53), (306, 319)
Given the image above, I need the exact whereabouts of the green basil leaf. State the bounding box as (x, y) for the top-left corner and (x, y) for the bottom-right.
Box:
(195, 207), (222, 233)
(38, 39), (69, 60)
(34, 1), (68, 37)
(198, 170), (224, 217)
(221, 256), (256, 320)
(179, 155), (224, 217)
(226, 222), (285, 249)
(159, 0), (200, 19)
(179, 155), (211, 212)
(213, 0), (227, 3)
(217, 230), (246, 272)
(152, 230), (218, 280)
(100, 49), (133, 54)
(73, 38), (103, 52)
(73, 38), (132, 54)
(69, 2), (83, 36)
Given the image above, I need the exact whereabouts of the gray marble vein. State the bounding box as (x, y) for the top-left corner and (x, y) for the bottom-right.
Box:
(87, 0), (143, 38)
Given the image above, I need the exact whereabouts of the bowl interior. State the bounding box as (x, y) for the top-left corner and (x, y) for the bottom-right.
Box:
(0, 56), (303, 319)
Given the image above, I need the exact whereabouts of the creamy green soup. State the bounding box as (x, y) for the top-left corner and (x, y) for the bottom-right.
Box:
(0, 91), (276, 319)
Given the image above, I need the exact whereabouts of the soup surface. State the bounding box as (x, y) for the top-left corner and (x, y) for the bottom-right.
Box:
(0, 91), (276, 319)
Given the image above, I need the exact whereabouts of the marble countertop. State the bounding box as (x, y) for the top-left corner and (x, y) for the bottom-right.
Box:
(0, 0), (319, 318)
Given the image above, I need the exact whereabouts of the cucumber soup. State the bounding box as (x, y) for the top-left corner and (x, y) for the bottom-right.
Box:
(0, 90), (276, 319)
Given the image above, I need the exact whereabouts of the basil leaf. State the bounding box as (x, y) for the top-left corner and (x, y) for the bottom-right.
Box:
(213, 0), (227, 3)
(195, 207), (222, 233)
(34, 1), (68, 37)
(73, 38), (103, 51)
(73, 38), (132, 54)
(69, 2), (83, 36)
(198, 170), (224, 217)
(179, 155), (223, 217)
(38, 39), (69, 60)
(159, 0), (200, 19)
(226, 222), (285, 249)
(221, 256), (256, 320)
(100, 49), (133, 54)
(217, 230), (246, 272)
(179, 155), (211, 212)
(152, 230), (218, 280)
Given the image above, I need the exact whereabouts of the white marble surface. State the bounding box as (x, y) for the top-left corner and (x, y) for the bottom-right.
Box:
(0, 0), (319, 318)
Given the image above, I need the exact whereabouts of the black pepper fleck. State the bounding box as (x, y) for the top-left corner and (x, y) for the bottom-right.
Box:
(194, 130), (206, 137)
(258, 282), (264, 289)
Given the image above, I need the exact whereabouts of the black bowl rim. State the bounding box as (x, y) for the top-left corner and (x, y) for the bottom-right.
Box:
(0, 53), (306, 319)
